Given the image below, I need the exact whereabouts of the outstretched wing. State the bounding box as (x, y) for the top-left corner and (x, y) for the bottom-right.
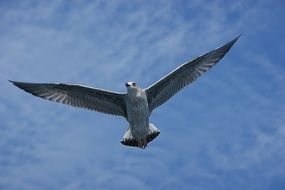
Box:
(10, 81), (127, 118)
(145, 36), (239, 113)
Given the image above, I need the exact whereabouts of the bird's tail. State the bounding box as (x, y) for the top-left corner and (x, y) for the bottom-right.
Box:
(147, 123), (160, 143)
(120, 123), (160, 148)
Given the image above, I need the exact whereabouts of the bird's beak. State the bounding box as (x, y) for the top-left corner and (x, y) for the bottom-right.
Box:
(125, 83), (131, 87)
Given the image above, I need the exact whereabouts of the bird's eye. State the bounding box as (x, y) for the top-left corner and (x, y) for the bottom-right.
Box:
(133, 83), (136, 86)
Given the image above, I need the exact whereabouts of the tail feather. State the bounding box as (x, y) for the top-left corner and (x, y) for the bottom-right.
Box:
(121, 123), (160, 148)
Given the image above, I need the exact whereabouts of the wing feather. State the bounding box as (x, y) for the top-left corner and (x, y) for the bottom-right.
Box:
(145, 36), (240, 112)
(10, 81), (127, 118)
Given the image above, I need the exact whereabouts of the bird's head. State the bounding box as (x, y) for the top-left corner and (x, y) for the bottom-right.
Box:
(125, 82), (139, 93)
(125, 81), (137, 88)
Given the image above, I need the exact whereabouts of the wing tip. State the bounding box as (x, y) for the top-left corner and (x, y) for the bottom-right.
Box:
(9, 80), (34, 92)
(9, 80), (21, 87)
(215, 35), (240, 55)
(227, 35), (241, 48)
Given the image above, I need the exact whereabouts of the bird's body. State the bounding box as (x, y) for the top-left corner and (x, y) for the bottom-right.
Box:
(10, 36), (239, 149)
(123, 83), (160, 148)
(125, 85), (149, 138)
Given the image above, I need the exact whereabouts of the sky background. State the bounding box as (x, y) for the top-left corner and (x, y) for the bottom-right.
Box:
(1, 0), (285, 190)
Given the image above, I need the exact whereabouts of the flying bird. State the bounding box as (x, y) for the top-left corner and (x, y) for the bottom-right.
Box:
(10, 36), (239, 149)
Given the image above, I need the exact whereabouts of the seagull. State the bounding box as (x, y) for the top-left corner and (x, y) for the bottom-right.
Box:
(10, 36), (239, 149)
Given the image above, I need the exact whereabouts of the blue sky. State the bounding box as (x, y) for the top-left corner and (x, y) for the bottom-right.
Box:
(1, 0), (285, 189)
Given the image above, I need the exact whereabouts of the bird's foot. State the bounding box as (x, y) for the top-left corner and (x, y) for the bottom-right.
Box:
(137, 138), (148, 149)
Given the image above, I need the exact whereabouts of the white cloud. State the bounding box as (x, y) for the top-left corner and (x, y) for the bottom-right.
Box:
(1, 0), (285, 190)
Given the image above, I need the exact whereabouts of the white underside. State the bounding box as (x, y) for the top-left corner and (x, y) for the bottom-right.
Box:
(122, 123), (160, 141)
(125, 87), (150, 139)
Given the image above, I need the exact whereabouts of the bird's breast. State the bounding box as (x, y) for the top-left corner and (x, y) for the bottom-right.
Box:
(126, 91), (149, 118)
(125, 90), (149, 137)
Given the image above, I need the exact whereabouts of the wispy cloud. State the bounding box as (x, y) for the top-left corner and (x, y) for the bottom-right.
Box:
(1, 0), (285, 190)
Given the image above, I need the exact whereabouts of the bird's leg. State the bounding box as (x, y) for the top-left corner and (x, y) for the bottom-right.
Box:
(143, 138), (147, 148)
(137, 138), (148, 149)
(137, 139), (143, 148)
